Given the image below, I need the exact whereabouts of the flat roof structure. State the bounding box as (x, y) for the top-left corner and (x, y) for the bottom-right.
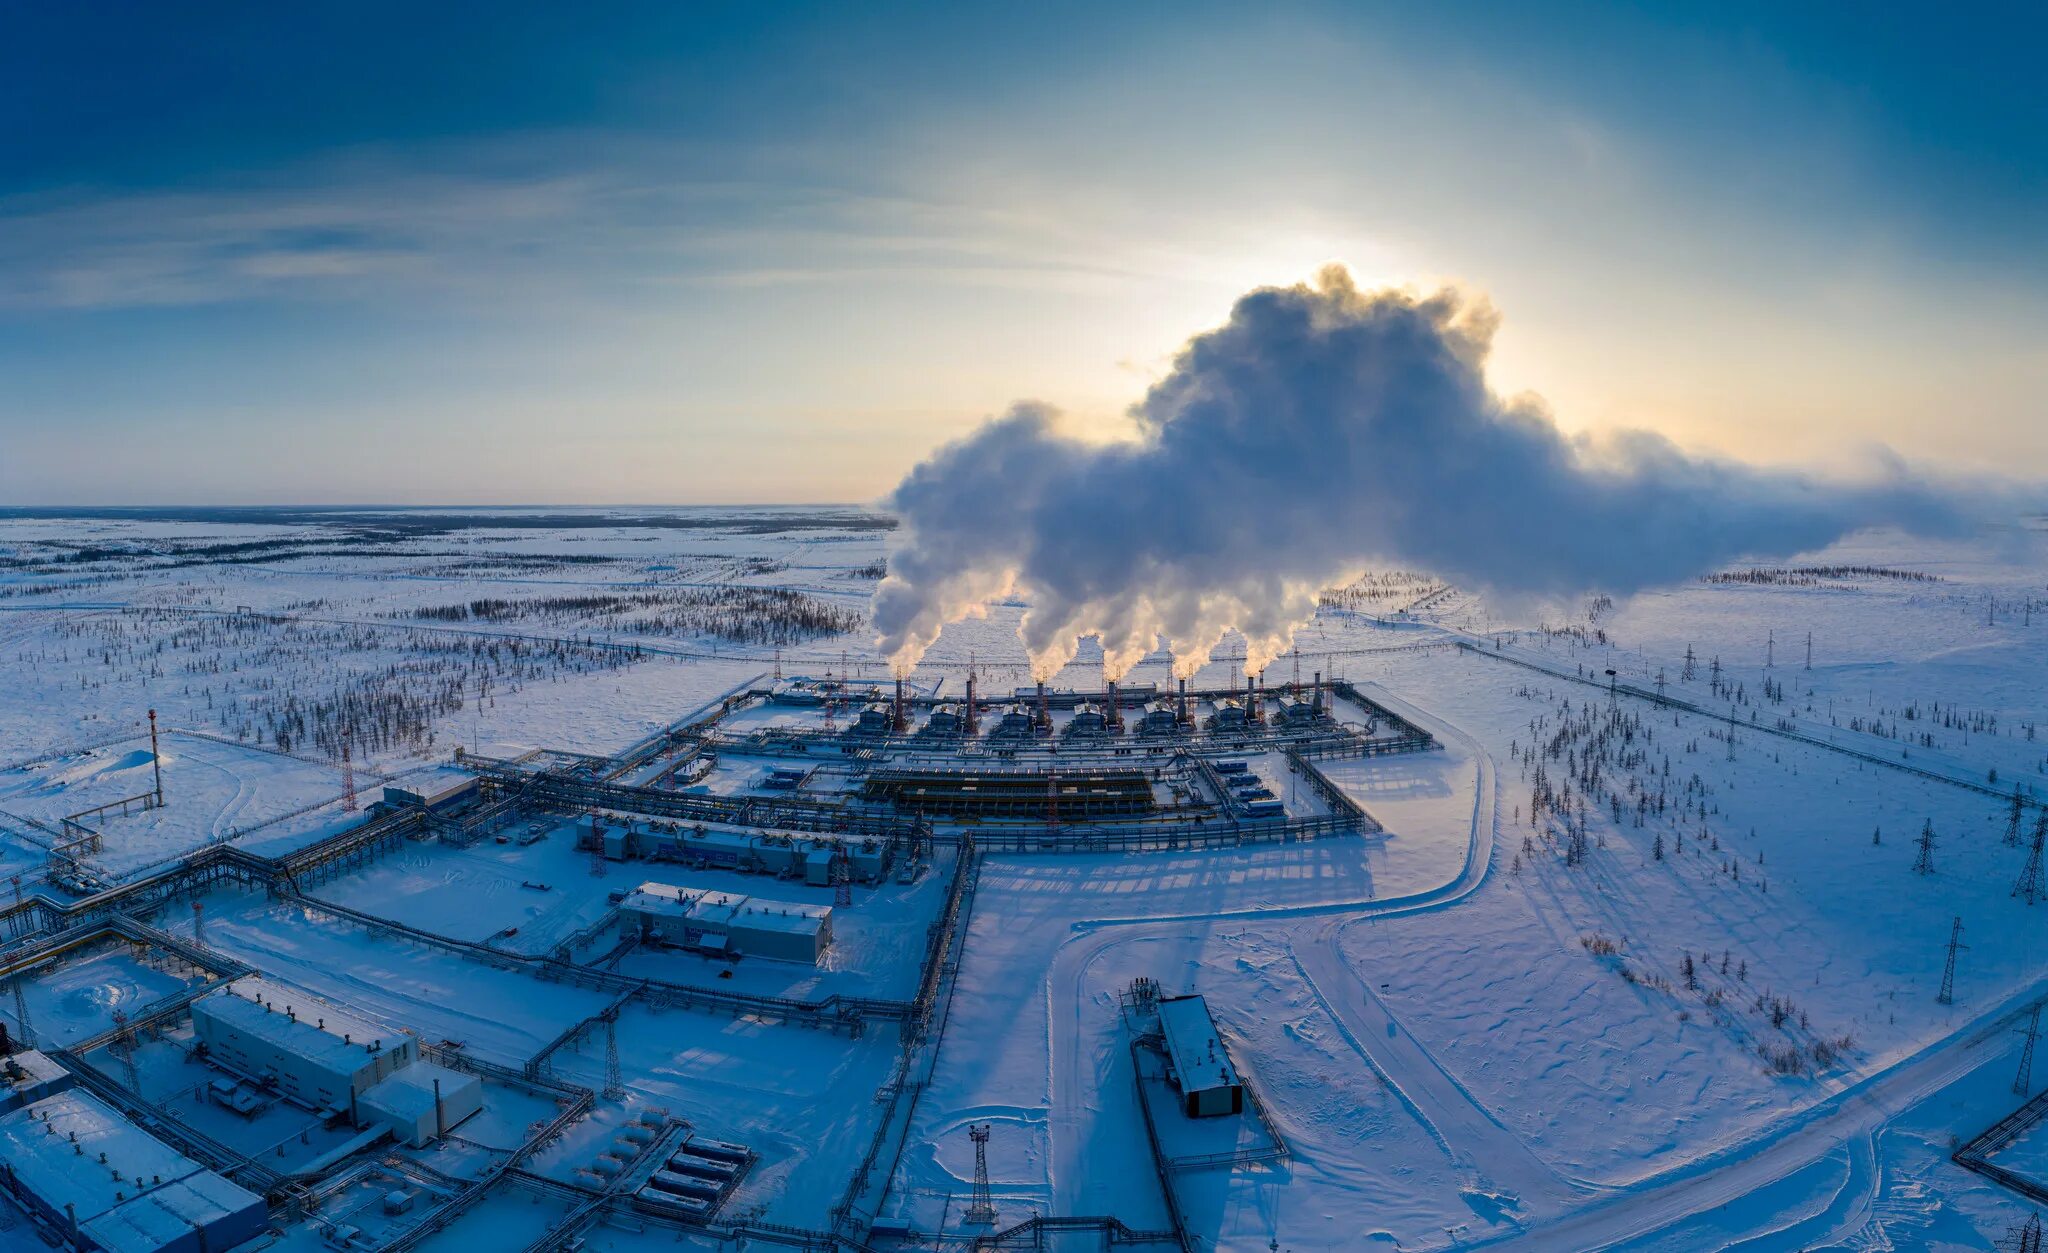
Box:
(863, 766), (1156, 819)
(0, 1049), (73, 1116)
(1158, 994), (1244, 1118)
(620, 880), (833, 964)
(196, 977), (394, 1074)
(360, 1061), (483, 1148)
(193, 976), (415, 1112)
(0, 1089), (266, 1253)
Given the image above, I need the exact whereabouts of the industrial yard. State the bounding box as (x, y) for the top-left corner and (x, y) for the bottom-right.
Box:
(0, 506), (2045, 1251)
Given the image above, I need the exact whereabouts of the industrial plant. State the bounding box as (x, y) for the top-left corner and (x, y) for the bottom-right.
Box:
(4, 501), (2036, 1252)
(0, 643), (1439, 1253)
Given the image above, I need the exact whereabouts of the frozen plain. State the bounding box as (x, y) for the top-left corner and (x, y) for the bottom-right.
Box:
(0, 507), (2044, 1250)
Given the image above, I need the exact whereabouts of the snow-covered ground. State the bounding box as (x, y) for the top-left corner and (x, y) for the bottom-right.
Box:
(0, 508), (2044, 1251)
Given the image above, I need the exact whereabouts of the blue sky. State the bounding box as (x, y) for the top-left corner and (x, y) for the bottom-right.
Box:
(2, 2), (2041, 504)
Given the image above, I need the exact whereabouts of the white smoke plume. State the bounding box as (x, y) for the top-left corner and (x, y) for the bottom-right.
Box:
(872, 266), (1969, 680)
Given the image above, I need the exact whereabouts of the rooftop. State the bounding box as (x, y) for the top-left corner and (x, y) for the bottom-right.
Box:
(1158, 995), (1239, 1096)
(360, 1060), (481, 1124)
(622, 881), (832, 935)
(196, 976), (396, 1074)
(0, 1089), (258, 1242)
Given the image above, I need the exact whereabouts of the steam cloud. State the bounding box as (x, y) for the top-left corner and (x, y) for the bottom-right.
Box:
(872, 266), (1964, 680)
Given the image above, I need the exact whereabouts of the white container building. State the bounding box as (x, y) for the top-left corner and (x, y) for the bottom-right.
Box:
(358, 1061), (483, 1148)
(0, 1088), (266, 1253)
(1157, 994), (1243, 1117)
(0, 1049), (73, 1116)
(621, 881), (833, 964)
(192, 977), (414, 1116)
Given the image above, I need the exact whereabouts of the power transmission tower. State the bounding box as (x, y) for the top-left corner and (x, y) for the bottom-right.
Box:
(111, 1009), (140, 1092)
(2007, 790), (2027, 847)
(10, 977), (32, 1049)
(964, 1123), (997, 1225)
(602, 1012), (624, 1101)
(2016, 815), (2047, 904)
(1805, 631), (1812, 671)
(2019, 1002), (2045, 1095)
(340, 737), (357, 812)
(1914, 820), (1938, 875)
(1938, 916), (1967, 1005)
(2008, 1210), (2044, 1253)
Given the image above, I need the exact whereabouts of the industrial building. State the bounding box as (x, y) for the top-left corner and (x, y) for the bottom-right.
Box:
(0, 1088), (267, 1253)
(192, 977), (416, 1116)
(921, 703), (963, 737)
(1138, 702), (1181, 735)
(863, 766), (1156, 820)
(1065, 704), (1108, 738)
(593, 820), (891, 882)
(619, 881), (834, 964)
(358, 1061), (483, 1148)
(0, 1050), (73, 1116)
(1157, 995), (1243, 1117)
(380, 773), (478, 812)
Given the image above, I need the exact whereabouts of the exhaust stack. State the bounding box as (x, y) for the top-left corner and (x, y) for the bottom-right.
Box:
(892, 678), (908, 734)
(1312, 671), (1324, 717)
(1036, 680), (1051, 732)
(1177, 678), (1190, 725)
(1107, 679), (1122, 730)
(965, 671), (978, 735)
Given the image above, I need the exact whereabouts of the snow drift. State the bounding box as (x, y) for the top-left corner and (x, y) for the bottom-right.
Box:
(872, 267), (1966, 679)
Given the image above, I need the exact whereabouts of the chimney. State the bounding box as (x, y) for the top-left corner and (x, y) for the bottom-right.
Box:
(964, 670), (978, 735)
(1313, 671), (1324, 716)
(1177, 678), (1190, 725)
(1036, 680), (1050, 732)
(1247, 672), (1264, 724)
(1107, 678), (1122, 730)
(892, 678), (908, 734)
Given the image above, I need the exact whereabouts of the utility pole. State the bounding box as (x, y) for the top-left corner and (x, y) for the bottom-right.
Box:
(965, 1123), (997, 1225)
(2019, 1002), (2044, 1096)
(147, 709), (165, 807)
(1939, 916), (1967, 1005)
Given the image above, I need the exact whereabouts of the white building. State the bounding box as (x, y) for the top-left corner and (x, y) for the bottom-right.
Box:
(192, 977), (414, 1116)
(0, 1050), (73, 1116)
(359, 1061), (483, 1148)
(620, 881), (833, 964)
(1157, 995), (1243, 1117)
(0, 1088), (266, 1253)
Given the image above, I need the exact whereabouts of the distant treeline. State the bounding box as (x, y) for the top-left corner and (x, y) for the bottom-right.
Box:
(406, 585), (862, 644)
(1703, 565), (1940, 586)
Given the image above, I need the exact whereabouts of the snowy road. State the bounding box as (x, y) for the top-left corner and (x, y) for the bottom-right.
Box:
(1485, 985), (2032, 1250)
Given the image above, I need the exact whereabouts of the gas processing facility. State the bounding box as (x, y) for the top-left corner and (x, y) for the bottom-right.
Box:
(0, 663), (1432, 1253)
